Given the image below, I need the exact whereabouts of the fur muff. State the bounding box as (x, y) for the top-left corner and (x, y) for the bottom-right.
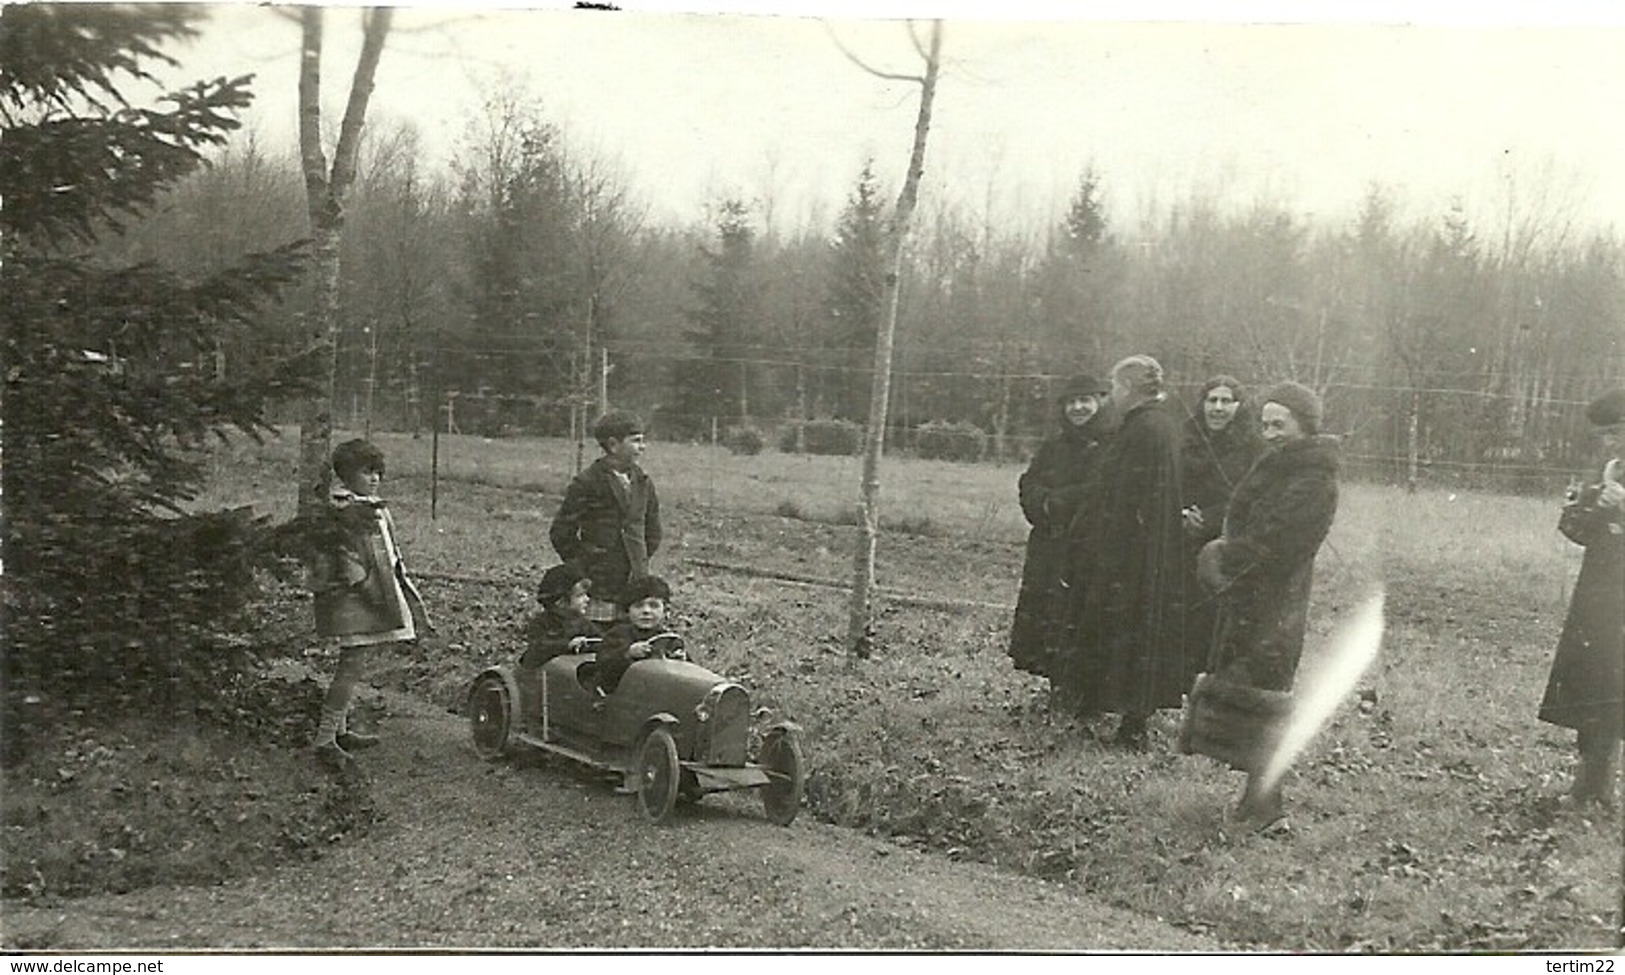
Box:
(1179, 671), (1294, 771)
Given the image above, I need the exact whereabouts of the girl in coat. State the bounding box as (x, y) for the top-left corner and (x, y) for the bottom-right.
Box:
(1007, 372), (1114, 679)
(308, 439), (432, 770)
(1183, 381), (1339, 828)
(1538, 388), (1625, 808)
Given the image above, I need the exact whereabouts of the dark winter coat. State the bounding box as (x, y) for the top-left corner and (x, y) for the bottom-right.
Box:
(597, 621), (684, 694)
(548, 457), (661, 608)
(1055, 396), (1188, 715)
(1180, 408), (1265, 685)
(1538, 466), (1625, 740)
(1181, 409), (1264, 547)
(1205, 435), (1340, 693)
(520, 606), (596, 669)
(1007, 409), (1114, 676)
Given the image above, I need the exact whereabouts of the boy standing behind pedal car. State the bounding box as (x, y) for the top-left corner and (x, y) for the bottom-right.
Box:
(549, 410), (662, 630)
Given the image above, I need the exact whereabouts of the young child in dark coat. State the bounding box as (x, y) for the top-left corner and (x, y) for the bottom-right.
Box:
(520, 563), (596, 668)
(596, 574), (684, 694)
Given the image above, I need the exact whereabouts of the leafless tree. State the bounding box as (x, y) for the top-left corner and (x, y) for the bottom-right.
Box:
(828, 20), (944, 658)
(293, 6), (393, 514)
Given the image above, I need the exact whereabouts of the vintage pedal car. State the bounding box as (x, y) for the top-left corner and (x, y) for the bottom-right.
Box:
(466, 633), (807, 826)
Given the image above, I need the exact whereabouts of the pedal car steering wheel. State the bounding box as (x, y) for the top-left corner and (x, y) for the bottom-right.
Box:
(643, 631), (687, 661)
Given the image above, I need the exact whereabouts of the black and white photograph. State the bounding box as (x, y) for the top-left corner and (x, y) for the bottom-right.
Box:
(2, 0), (1622, 958)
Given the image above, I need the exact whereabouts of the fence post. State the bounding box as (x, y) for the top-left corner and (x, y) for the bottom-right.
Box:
(431, 389), (441, 521)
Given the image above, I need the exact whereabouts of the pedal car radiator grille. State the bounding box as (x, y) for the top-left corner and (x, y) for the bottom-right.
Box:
(699, 684), (751, 766)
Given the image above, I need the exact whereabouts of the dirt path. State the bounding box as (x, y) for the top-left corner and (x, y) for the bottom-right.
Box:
(1, 690), (1217, 951)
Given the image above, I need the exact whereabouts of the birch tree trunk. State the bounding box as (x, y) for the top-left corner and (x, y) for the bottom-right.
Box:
(845, 21), (943, 658)
(294, 6), (393, 515)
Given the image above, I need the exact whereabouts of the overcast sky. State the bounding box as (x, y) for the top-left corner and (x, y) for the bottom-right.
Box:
(158, 1), (1625, 238)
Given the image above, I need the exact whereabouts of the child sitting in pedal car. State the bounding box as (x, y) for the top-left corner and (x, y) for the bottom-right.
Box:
(521, 563), (597, 669)
(596, 574), (685, 694)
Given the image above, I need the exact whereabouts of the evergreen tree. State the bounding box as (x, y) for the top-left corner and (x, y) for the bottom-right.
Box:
(677, 199), (758, 434)
(822, 160), (888, 421)
(1, 5), (315, 731)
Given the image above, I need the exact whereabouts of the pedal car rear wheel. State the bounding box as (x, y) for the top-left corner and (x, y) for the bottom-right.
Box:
(468, 674), (515, 761)
(635, 728), (681, 824)
(759, 729), (806, 826)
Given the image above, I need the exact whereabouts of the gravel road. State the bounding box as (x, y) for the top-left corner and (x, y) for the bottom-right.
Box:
(1, 690), (1218, 952)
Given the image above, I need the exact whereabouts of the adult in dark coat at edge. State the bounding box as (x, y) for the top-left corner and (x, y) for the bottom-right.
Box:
(1538, 388), (1625, 808)
(1180, 375), (1265, 687)
(1181, 380), (1339, 829)
(1054, 354), (1187, 747)
(1007, 372), (1115, 678)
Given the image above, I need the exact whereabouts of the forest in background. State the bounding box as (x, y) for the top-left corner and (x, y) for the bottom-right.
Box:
(97, 88), (1624, 493)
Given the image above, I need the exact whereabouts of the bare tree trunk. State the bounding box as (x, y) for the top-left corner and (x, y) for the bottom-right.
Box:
(294, 6), (392, 515)
(845, 21), (943, 658)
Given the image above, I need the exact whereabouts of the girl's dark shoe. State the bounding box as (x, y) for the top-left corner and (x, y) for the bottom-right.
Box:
(314, 741), (356, 771)
(336, 731), (381, 751)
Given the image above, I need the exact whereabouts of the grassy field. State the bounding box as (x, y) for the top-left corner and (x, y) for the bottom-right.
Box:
(194, 427), (1618, 951)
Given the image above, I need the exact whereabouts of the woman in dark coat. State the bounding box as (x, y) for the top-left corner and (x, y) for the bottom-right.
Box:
(1180, 375), (1264, 687)
(1055, 355), (1187, 746)
(1538, 388), (1625, 807)
(1182, 381), (1339, 827)
(1007, 373), (1114, 678)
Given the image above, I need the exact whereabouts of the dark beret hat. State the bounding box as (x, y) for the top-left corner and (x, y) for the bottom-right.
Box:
(1058, 373), (1110, 401)
(1585, 388), (1625, 427)
(1261, 380), (1324, 435)
(619, 574), (672, 609)
(537, 563), (588, 605)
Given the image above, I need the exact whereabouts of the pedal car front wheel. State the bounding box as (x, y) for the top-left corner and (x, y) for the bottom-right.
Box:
(635, 728), (681, 825)
(468, 673), (516, 762)
(759, 729), (806, 826)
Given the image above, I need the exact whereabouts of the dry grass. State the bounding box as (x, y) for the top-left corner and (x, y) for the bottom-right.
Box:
(189, 427), (1617, 951)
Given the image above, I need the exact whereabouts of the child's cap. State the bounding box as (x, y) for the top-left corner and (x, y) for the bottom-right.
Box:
(592, 410), (645, 446)
(537, 563), (589, 606)
(619, 573), (671, 609)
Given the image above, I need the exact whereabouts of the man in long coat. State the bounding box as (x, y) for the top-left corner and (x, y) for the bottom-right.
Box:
(1056, 355), (1187, 746)
(1538, 388), (1625, 807)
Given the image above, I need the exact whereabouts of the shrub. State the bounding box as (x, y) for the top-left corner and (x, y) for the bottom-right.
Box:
(722, 424), (766, 456)
(779, 418), (864, 456)
(914, 420), (987, 463)
(775, 499), (806, 520)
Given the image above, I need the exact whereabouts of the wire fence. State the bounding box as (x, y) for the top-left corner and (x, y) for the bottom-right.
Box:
(310, 341), (1612, 496)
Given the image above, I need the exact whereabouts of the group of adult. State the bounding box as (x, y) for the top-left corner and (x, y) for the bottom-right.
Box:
(1008, 354), (1342, 828)
(1009, 359), (1625, 826)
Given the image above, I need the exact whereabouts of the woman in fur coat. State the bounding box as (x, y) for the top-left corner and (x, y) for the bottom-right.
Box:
(1184, 381), (1339, 828)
